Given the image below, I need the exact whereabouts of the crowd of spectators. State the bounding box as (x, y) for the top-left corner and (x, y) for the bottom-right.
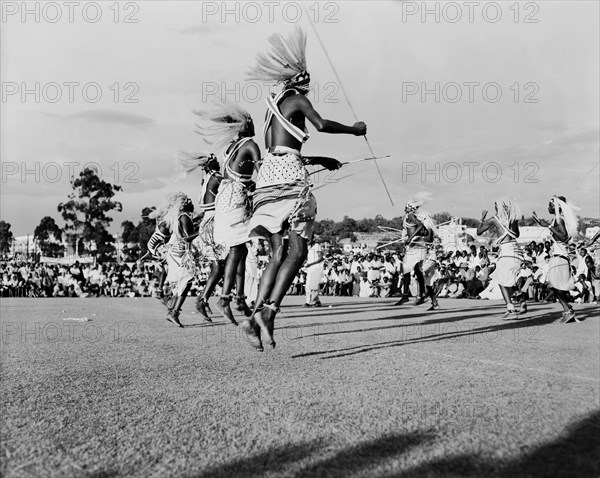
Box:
(2, 240), (599, 306)
(289, 240), (600, 305)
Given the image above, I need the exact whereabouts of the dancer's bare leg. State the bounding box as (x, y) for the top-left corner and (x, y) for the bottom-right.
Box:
(167, 281), (192, 328)
(158, 265), (167, 294)
(240, 233), (286, 351)
(555, 289), (578, 322)
(234, 248), (252, 316)
(196, 260), (224, 321)
(217, 244), (248, 325)
(414, 264), (425, 305)
(394, 273), (411, 305)
(254, 231), (308, 347)
(500, 285), (519, 319)
(251, 233), (287, 315)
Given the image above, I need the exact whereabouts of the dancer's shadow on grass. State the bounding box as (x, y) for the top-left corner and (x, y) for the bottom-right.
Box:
(184, 321), (223, 328)
(283, 303), (507, 330)
(292, 308), (599, 360)
(288, 308), (507, 340)
(188, 411), (599, 477)
(190, 430), (435, 478)
(399, 409), (600, 478)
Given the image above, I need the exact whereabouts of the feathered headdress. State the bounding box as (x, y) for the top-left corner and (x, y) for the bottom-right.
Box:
(406, 192), (437, 234)
(405, 192), (431, 214)
(495, 197), (521, 228)
(175, 150), (219, 180)
(149, 192), (192, 232)
(247, 27), (310, 91)
(193, 100), (253, 150)
(551, 196), (580, 239)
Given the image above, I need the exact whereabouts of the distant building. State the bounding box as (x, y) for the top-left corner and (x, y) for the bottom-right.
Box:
(517, 226), (552, 244)
(585, 226), (600, 239)
(437, 222), (468, 251)
(10, 235), (36, 256)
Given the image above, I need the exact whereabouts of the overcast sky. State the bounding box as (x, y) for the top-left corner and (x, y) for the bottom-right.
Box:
(1, 1), (599, 236)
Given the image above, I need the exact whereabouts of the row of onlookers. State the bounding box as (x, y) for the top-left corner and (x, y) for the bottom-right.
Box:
(2, 240), (599, 304)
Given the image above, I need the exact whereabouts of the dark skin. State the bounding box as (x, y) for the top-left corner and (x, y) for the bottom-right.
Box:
(400, 212), (431, 300)
(531, 202), (572, 312)
(138, 221), (172, 292)
(193, 163), (221, 225)
(197, 163), (225, 306)
(166, 202), (198, 325)
(477, 204), (520, 309)
(178, 208), (198, 243)
(251, 87), (367, 346)
(220, 123), (261, 307)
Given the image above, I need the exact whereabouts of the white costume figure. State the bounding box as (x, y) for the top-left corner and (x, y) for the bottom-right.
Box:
(477, 197), (524, 318)
(305, 240), (324, 306)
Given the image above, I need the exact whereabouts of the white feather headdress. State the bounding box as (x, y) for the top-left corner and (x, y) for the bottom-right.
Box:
(175, 150), (219, 180)
(149, 192), (191, 232)
(406, 192), (437, 234)
(495, 197), (521, 228)
(551, 196), (580, 238)
(247, 27), (309, 88)
(193, 100), (252, 150)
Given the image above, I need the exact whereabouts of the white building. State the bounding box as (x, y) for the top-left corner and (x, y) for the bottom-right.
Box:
(437, 222), (468, 251)
(517, 226), (552, 244)
(10, 235), (36, 256)
(585, 226), (600, 239)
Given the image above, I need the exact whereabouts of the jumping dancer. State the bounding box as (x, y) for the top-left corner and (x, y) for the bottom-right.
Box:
(194, 101), (260, 325)
(176, 152), (224, 322)
(162, 192), (198, 327)
(241, 27), (366, 350)
(140, 217), (171, 302)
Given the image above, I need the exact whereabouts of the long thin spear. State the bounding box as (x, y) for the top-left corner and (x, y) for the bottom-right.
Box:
(309, 155), (391, 176)
(302, 5), (395, 206)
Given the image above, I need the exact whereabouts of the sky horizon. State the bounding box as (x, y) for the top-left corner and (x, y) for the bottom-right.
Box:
(2, 1), (599, 236)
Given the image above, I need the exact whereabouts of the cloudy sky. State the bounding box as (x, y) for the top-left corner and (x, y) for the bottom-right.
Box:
(1, 1), (599, 236)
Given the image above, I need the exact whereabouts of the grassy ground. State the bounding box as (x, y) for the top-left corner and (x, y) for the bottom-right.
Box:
(1, 296), (599, 477)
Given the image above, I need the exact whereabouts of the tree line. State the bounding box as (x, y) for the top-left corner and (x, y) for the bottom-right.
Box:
(0, 168), (597, 261)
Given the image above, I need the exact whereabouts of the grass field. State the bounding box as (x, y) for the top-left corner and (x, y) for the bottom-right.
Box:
(1, 296), (599, 477)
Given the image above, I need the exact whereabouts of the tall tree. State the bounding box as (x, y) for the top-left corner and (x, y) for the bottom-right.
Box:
(120, 207), (158, 261)
(34, 216), (64, 257)
(136, 207), (156, 255)
(0, 220), (14, 254)
(57, 168), (122, 262)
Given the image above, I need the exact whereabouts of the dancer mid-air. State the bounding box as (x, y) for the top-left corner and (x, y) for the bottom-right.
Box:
(241, 27), (367, 350)
(533, 195), (581, 323)
(477, 197), (525, 319)
(176, 152), (223, 322)
(195, 102), (260, 326)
